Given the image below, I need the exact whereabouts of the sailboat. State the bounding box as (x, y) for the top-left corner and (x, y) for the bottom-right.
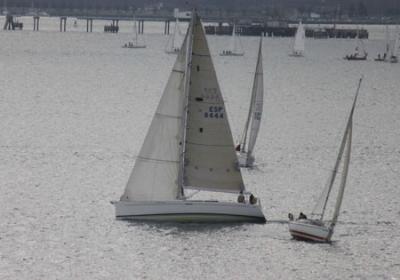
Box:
(220, 24), (245, 56)
(122, 20), (146, 49)
(288, 78), (363, 243)
(290, 21), (305, 57)
(375, 25), (390, 62)
(112, 12), (266, 223)
(236, 37), (264, 168)
(165, 19), (183, 54)
(389, 27), (399, 63)
(344, 30), (367, 60)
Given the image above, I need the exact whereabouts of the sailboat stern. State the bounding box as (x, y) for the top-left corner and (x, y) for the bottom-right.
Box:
(113, 200), (266, 223)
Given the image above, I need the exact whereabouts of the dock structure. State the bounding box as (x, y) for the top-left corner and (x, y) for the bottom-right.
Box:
(3, 15), (23, 30)
(104, 19), (119, 33)
(59, 16), (67, 32)
(33, 16), (39, 31)
(86, 18), (93, 32)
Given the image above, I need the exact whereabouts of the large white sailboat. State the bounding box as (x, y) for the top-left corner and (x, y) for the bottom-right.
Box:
(236, 37), (264, 168)
(220, 24), (245, 56)
(290, 21), (305, 57)
(113, 12), (266, 223)
(122, 20), (146, 49)
(288, 78), (362, 242)
(165, 19), (183, 54)
(375, 25), (390, 62)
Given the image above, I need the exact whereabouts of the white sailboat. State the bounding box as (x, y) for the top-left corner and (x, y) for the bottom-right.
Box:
(122, 20), (146, 49)
(236, 37), (264, 168)
(390, 26), (399, 63)
(113, 12), (266, 223)
(165, 19), (183, 54)
(288, 78), (363, 242)
(290, 21), (305, 57)
(375, 25), (390, 62)
(220, 24), (245, 56)
(344, 29), (368, 60)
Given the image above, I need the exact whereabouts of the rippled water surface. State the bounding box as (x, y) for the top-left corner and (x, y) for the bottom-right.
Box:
(1, 17), (400, 279)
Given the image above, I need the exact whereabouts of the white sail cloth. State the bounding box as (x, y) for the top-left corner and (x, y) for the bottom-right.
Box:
(121, 37), (188, 201)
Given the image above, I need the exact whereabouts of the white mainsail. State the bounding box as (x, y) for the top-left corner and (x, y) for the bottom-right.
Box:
(292, 22), (305, 55)
(385, 25), (390, 54)
(239, 37), (264, 164)
(120, 35), (188, 201)
(391, 27), (400, 59)
(183, 16), (245, 192)
(220, 24), (244, 56)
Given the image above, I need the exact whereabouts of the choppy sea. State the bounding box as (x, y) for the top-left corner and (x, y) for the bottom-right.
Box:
(1, 17), (399, 279)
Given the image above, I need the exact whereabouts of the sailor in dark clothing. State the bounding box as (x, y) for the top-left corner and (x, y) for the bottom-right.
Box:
(298, 212), (307, 220)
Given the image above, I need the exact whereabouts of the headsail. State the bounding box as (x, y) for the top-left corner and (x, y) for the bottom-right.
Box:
(183, 14), (245, 192)
(311, 78), (362, 220)
(120, 34), (188, 201)
(240, 37), (264, 161)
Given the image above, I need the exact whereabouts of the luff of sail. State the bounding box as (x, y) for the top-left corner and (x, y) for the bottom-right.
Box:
(240, 37), (264, 163)
(120, 34), (188, 201)
(183, 14), (245, 192)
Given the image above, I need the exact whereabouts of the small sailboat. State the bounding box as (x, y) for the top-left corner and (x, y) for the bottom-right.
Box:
(236, 37), (264, 168)
(290, 21), (305, 57)
(288, 77), (363, 243)
(113, 12), (266, 223)
(165, 18), (183, 54)
(344, 30), (367, 60)
(389, 27), (399, 63)
(220, 24), (245, 56)
(375, 25), (390, 62)
(122, 20), (146, 49)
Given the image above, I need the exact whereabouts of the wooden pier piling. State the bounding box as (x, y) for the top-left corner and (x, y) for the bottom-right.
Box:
(59, 17), (67, 32)
(33, 16), (40, 31)
(86, 18), (93, 32)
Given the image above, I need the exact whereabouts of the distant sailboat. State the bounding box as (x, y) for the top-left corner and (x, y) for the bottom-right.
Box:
(290, 21), (305, 57)
(344, 29), (367, 60)
(375, 25), (390, 62)
(113, 12), (266, 223)
(236, 37), (264, 168)
(288, 78), (362, 243)
(220, 24), (245, 56)
(165, 19), (183, 54)
(122, 20), (146, 49)
(390, 26), (399, 63)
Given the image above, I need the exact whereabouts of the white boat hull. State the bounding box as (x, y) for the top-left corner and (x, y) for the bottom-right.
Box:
(288, 220), (333, 242)
(113, 200), (266, 223)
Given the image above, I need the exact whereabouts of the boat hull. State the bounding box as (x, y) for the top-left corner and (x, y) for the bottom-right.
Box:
(113, 200), (266, 223)
(288, 220), (333, 242)
(219, 52), (244, 57)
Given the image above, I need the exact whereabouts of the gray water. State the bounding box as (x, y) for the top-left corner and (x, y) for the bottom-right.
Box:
(1, 17), (400, 279)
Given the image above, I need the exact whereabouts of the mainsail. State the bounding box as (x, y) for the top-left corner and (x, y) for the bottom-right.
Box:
(293, 22), (305, 54)
(183, 15), (245, 192)
(120, 34), (188, 201)
(239, 37), (264, 161)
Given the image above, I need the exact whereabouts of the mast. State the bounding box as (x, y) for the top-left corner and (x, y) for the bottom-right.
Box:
(318, 77), (362, 220)
(231, 24), (236, 53)
(385, 25), (390, 54)
(177, 12), (194, 199)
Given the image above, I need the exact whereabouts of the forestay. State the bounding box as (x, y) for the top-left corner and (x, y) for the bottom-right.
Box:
(120, 35), (188, 201)
(183, 15), (245, 192)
